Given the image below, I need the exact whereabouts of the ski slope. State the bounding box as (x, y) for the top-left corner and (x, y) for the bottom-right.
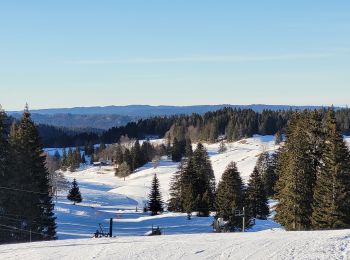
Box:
(1, 229), (350, 260)
(3, 135), (350, 259)
(54, 135), (279, 239)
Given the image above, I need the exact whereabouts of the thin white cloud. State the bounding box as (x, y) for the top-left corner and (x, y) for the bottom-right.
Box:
(66, 53), (332, 65)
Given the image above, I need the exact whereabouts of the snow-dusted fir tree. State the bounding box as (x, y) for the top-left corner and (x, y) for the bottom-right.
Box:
(67, 178), (83, 204)
(148, 174), (164, 215)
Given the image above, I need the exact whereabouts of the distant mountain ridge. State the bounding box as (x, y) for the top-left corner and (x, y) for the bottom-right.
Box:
(9, 104), (330, 117)
(8, 104), (334, 130)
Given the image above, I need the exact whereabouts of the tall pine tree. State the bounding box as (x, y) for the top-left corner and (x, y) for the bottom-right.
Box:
(246, 167), (269, 220)
(312, 110), (350, 229)
(275, 113), (315, 231)
(6, 106), (56, 241)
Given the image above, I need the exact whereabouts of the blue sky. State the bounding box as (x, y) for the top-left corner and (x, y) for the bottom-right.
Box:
(0, 1), (349, 110)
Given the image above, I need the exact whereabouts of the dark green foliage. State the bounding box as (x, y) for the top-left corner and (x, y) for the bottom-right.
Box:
(67, 179), (82, 204)
(1, 107), (56, 243)
(131, 140), (142, 170)
(171, 138), (183, 162)
(148, 174), (164, 215)
(246, 167), (269, 219)
(191, 143), (216, 215)
(275, 113), (315, 230)
(184, 138), (193, 157)
(35, 107), (350, 148)
(169, 144), (215, 217)
(312, 110), (350, 229)
(215, 162), (245, 231)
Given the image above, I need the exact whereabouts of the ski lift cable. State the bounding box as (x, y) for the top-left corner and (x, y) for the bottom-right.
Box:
(0, 186), (48, 195)
(0, 224), (43, 235)
(0, 215), (40, 224)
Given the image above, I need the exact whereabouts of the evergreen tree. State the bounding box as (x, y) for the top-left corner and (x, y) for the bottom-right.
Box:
(148, 174), (164, 215)
(182, 184), (194, 220)
(73, 147), (81, 170)
(263, 153), (278, 197)
(61, 148), (68, 170)
(131, 140), (143, 170)
(123, 148), (133, 172)
(191, 143), (216, 215)
(246, 167), (269, 219)
(67, 178), (82, 204)
(171, 138), (182, 162)
(67, 148), (74, 171)
(215, 162), (245, 231)
(0, 106), (11, 241)
(6, 106), (56, 241)
(184, 138), (193, 158)
(275, 113), (315, 231)
(312, 110), (350, 229)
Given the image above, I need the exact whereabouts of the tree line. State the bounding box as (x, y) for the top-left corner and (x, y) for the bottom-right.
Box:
(39, 107), (350, 150)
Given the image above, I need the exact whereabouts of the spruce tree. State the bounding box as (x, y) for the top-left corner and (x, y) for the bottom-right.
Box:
(182, 184), (194, 220)
(67, 179), (82, 204)
(168, 161), (185, 212)
(312, 110), (350, 229)
(191, 143), (216, 215)
(148, 174), (164, 215)
(215, 162), (245, 231)
(8, 106), (56, 241)
(246, 167), (269, 219)
(0, 106), (11, 241)
(61, 148), (67, 170)
(131, 140), (143, 170)
(275, 113), (315, 231)
(184, 138), (193, 158)
(172, 138), (182, 162)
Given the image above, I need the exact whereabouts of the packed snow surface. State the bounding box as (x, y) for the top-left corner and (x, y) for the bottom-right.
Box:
(1, 229), (350, 260)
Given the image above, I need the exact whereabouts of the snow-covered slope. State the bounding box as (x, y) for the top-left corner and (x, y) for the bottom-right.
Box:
(3, 136), (350, 259)
(1, 229), (350, 260)
(54, 135), (278, 239)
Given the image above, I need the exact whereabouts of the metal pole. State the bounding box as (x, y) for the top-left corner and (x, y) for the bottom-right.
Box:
(109, 218), (113, 237)
(242, 207), (245, 233)
(30, 229), (32, 243)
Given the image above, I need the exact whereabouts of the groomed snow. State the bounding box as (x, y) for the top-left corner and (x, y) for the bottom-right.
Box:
(1, 229), (350, 260)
